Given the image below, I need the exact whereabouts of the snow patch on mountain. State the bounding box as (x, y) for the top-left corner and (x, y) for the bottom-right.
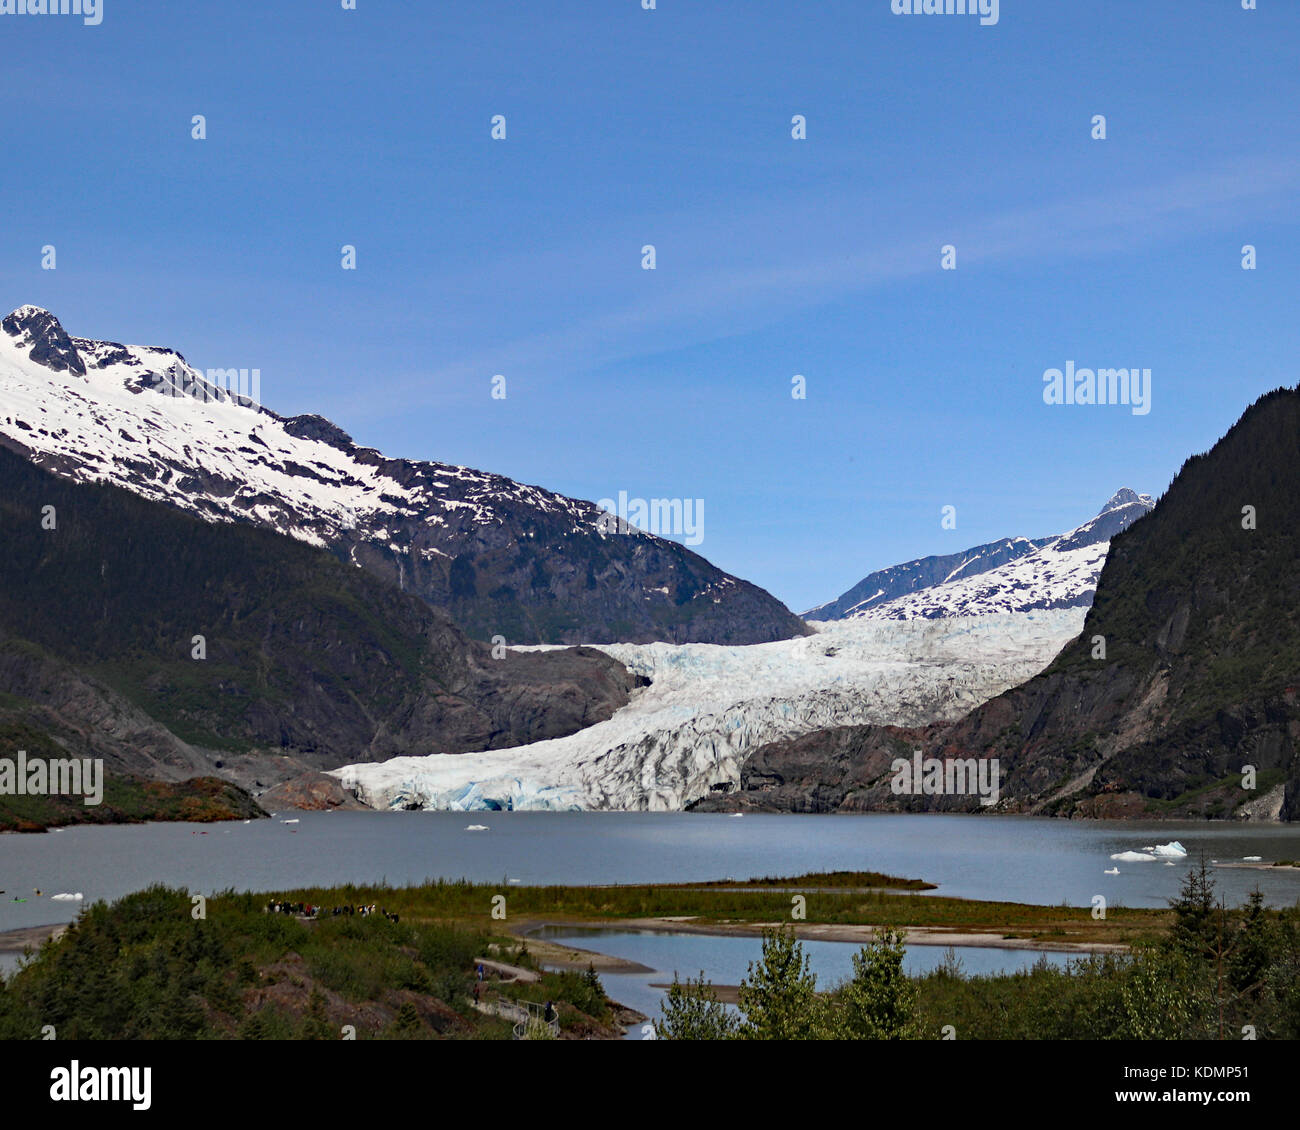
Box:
(0, 308), (603, 546)
(840, 491), (1155, 621)
(330, 609), (1086, 811)
(0, 305), (809, 646)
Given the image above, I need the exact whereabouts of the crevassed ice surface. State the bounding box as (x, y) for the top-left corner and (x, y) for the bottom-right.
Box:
(330, 610), (1086, 812)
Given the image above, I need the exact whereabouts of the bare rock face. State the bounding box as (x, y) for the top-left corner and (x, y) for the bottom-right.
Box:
(689, 723), (927, 814)
(259, 772), (369, 812)
(3, 305), (86, 376)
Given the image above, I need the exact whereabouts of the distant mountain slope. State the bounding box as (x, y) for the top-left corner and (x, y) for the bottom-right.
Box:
(701, 389), (1300, 821)
(0, 447), (639, 827)
(803, 536), (1050, 620)
(0, 305), (808, 646)
(806, 489), (1153, 621)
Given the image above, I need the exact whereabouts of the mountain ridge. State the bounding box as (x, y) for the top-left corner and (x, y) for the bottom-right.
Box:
(805, 489), (1154, 621)
(0, 305), (808, 647)
(0, 445), (642, 828)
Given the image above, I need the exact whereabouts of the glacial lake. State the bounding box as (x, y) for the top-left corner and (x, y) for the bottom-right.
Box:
(3, 811), (1299, 945)
(532, 926), (1088, 1038)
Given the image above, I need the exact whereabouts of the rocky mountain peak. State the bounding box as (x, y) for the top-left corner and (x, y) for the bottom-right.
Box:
(1101, 487), (1154, 513)
(282, 414), (355, 451)
(1052, 488), (1155, 554)
(2, 305), (86, 377)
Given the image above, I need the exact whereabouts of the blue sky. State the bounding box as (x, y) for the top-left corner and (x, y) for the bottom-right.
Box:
(2, 0), (1297, 612)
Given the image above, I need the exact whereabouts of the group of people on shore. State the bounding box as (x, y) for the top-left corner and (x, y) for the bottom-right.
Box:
(330, 903), (400, 922)
(265, 900), (316, 917)
(262, 899), (399, 923)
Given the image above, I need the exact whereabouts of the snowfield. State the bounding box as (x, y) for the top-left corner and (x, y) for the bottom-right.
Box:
(851, 541), (1111, 619)
(0, 306), (609, 546)
(330, 609), (1087, 812)
(813, 489), (1154, 622)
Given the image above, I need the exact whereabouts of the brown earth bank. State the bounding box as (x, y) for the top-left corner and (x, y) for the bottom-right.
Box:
(0, 923), (67, 952)
(0, 774), (264, 834)
(516, 917), (1128, 954)
(258, 772), (370, 812)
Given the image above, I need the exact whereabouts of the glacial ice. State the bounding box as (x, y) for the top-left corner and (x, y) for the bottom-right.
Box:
(1116, 842), (1185, 863)
(330, 610), (1087, 812)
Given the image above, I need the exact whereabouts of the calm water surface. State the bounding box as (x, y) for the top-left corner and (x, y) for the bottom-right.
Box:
(2, 811), (1298, 942)
(533, 926), (1092, 1039)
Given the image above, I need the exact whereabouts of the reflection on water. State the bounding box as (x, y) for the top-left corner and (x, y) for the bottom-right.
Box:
(535, 927), (1092, 1040)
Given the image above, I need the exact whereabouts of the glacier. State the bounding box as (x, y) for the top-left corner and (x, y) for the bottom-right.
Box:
(330, 609), (1086, 812)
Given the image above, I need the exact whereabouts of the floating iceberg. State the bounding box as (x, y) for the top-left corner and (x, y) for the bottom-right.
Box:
(1115, 841), (1185, 863)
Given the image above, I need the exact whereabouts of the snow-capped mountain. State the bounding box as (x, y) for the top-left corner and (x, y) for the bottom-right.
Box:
(803, 536), (1053, 620)
(0, 305), (806, 646)
(809, 490), (1154, 622)
(330, 609), (1086, 811)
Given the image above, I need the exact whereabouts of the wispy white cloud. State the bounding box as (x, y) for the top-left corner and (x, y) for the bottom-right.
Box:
(336, 156), (1299, 422)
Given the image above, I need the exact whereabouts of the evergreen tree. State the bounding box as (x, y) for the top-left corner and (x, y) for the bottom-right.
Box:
(737, 927), (824, 1040)
(834, 927), (918, 1040)
(1169, 856), (1217, 959)
(1229, 888), (1273, 1000)
(656, 972), (738, 1040)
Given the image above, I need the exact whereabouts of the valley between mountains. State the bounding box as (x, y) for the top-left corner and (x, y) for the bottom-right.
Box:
(1, 306), (1295, 827)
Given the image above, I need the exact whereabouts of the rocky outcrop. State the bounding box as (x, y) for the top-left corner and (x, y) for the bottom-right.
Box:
(258, 772), (370, 812)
